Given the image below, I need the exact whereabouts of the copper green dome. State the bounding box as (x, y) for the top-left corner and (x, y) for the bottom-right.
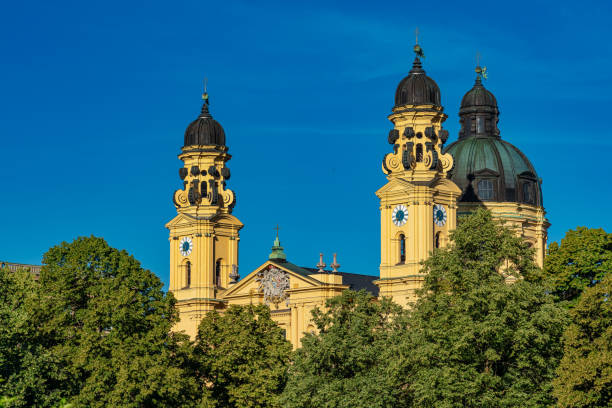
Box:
(444, 72), (543, 206)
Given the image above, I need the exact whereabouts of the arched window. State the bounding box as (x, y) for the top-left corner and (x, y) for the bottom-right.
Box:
(416, 144), (423, 162)
(186, 261), (191, 287)
(215, 259), (222, 287)
(476, 116), (484, 133)
(477, 179), (494, 201)
(399, 234), (406, 263)
(435, 232), (441, 249)
(522, 182), (532, 204)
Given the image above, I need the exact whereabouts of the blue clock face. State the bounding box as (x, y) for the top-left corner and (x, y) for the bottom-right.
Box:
(433, 204), (447, 227)
(179, 237), (193, 256)
(392, 205), (408, 227)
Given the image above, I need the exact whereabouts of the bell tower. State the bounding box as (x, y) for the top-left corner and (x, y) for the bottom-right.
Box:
(375, 44), (461, 307)
(166, 92), (243, 338)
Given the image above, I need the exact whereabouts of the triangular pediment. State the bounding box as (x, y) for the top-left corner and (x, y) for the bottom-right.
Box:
(430, 177), (463, 194)
(165, 212), (243, 229)
(221, 260), (323, 300)
(375, 178), (415, 197)
(473, 168), (499, 177)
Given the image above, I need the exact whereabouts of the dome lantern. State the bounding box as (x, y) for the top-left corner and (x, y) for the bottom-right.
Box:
(458, 66), (500, 140)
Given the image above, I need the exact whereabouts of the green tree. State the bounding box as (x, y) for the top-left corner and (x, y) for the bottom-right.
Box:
(0, 266), (38, 407)
(554, 273), (612, 408)
(194, 304), (292, 408)
(0, 236), (200, 407)
(544, 227), (612, 306)
(281, 290), (403, 408)
(396, 209), (568, 407)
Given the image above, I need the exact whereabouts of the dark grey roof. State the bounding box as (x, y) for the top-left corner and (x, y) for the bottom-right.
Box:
(184, 102), (226, 147)
(394, 57), (441, 108)
(300, 267), (379, 296)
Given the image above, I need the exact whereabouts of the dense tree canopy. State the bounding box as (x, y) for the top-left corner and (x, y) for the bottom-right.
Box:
(544, 227), (612, 306)
(2, 218), (611, 407)
(194, 304), (292, 408)
(554, 273), (612, 407)
(0, 236), (200, 407)
(0, 266), (40, 406)
(281, 290), (403, 408)
(395, 209), (569, 407)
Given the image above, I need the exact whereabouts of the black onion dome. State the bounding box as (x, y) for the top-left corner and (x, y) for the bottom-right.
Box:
(184, 102), (226, 147)
(394, 57), (441, 107)
(460, 75), (498, 115)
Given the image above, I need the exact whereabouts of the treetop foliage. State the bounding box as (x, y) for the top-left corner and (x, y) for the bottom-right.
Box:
(195, 304), (292, 408)
(398, 209), (569, 407)
(554, 273), (612, 407)
(544, 226), (612, 306)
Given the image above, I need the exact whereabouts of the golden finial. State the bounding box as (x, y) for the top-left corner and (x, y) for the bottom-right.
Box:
(274, 224), (280, 238)
(202, 77), (209, 102)
(475, 52), (487, 80)
(413, 27), (425, 58)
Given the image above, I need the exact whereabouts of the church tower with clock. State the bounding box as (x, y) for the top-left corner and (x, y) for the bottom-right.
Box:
(375, 45), (462, 307)
(166, 94), (243, 338)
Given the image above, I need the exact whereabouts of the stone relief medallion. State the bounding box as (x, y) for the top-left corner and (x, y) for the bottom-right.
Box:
(256, 266), (290, 306)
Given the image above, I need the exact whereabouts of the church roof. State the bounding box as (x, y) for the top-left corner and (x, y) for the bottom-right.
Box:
(266, 260), (379, 296)
(300, 267), (380, 296)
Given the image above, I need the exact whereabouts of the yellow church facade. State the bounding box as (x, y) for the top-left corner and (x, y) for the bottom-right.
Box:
(167, 46), (549, 345)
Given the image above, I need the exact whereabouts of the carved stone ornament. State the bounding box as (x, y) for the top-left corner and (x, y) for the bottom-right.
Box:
(256, 266), (290, 306)
(173, 162), (236, 211)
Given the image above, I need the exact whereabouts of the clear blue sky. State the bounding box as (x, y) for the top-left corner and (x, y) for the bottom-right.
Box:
(1, 0), (610, 286)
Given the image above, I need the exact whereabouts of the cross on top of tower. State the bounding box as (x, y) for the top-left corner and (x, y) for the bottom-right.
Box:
(202, 77), (209, 104)
(413, 27), (425, 59)
(274, 224), (280, 238)
(474, 52), (488, 81)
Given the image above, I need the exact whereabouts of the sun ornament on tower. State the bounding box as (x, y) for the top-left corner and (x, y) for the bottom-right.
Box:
(375, 38), (462, 307)
(166, 88), (244, 339)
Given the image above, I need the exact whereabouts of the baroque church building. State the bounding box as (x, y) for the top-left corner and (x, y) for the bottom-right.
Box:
(166, 48), (549, 346)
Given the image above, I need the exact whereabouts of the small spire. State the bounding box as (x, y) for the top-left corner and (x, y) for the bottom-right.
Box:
(202, 77), (209, 103)
(199, 77), (211, 118)
(269, 230), (287, 262)
(316, 253), (326, 272)
(474, 53), (488, 84)
(330, 253), (340, 273)
(413, 27), (425, 59)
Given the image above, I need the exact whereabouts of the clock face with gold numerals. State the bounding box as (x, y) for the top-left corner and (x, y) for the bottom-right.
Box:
(392, 205), (408, 227)
(179, 237), (193, 256)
